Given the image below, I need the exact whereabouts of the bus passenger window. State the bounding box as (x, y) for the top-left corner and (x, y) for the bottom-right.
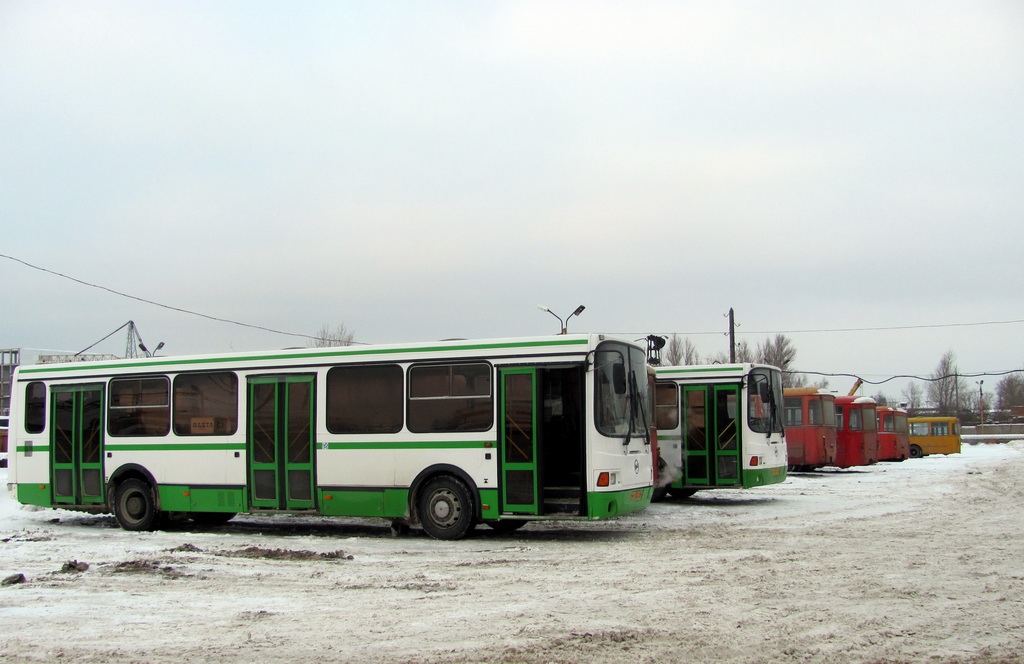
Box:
(408, 363), (492, 433)
(173, 372), (239, 436)
(327, 364), (403, 434)
(109, 377), (170, 437)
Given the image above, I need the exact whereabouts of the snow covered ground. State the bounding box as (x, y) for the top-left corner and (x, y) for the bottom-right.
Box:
(2, 442), (1023, 663)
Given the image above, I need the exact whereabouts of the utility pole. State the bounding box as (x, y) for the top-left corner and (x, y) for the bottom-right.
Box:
(727, 308), (736, 363)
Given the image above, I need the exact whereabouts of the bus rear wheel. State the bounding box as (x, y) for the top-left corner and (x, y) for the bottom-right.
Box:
(113, 479), (159, 531)
(909, 444), (924, 459)
(668, 488), (698, 500)
(418, 476), (475, 540)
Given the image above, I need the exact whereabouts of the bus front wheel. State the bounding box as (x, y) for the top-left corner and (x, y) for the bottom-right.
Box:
(909, 445), (924, 459)
(418, 476), (475, 540)
(113, 479), (159, 531)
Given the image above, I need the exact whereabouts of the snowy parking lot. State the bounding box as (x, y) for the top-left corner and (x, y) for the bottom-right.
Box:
(2, 442), (1023, 663)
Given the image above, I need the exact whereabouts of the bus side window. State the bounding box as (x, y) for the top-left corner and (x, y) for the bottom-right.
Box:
(656, 383), (679, 430)
(25, 381), (47, 434)
(173, 372), (239, 436)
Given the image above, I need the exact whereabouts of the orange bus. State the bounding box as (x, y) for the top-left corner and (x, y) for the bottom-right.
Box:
(876, 406), (909, 462)
(833, 396), (879, 468)
(783, 387), (837, 471)
(908, 416), (962, 457)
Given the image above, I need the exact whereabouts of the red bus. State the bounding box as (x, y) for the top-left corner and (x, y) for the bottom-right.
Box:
(783, 387), (837, 471)
(833, 396), (879, 468)
(876, 406), (909, 462)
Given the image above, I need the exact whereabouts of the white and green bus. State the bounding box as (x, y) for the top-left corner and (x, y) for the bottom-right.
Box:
(653, 363), (786, 499)
(6, 334), (655, 539)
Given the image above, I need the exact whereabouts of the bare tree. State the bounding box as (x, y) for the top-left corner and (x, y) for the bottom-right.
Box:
(996, 371), (1024, 411)
(926, 350), (966, 415)
(665, 334), (702, 366)
(665, 334), (683, 366)
(871, 391), (889, 406)
(308, 323), (355, 348)
(756, 334), (797, 371)
(706, 350), (731, 364)
(734, 340), (755, 363)
(901, 382), (924, 411)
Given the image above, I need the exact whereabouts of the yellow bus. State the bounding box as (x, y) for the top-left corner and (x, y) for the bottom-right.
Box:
(907, 416), (962, 458)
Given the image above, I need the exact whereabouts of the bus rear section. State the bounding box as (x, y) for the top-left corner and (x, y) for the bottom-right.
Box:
(654, 364), (787, 499)
(876, 406), (910, 462)
(6, 335), (654, 540)
(783, 388), (837, 471)
(907, 416), (962, 458)
(833, 396), (879, 468)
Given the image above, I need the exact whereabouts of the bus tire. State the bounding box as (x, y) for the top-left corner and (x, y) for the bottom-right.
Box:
(418, 476), (475, 540)
(668, 488), (698, 500)
(909, 444), (924, 459)
(113, 479), (159, 531)
(191, 512), (236, 526)
(651, 484), (669, 502)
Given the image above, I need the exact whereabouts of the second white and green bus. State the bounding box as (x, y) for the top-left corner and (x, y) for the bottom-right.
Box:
(6, 334), (654, 540)
(653, 363), (787, 499)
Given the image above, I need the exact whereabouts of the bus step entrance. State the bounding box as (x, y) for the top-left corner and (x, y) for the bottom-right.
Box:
(542, 486), (582, 515)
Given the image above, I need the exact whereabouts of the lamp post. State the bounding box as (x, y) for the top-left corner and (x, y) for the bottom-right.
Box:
(537, 305), (585, 335)
(977, 380), (984, 432)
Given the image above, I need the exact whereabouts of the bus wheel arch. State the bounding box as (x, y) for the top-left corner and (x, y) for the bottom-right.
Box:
(410, 465), (478, 540)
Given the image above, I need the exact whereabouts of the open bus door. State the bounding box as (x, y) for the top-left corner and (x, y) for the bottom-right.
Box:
(498, 366), (586, 518)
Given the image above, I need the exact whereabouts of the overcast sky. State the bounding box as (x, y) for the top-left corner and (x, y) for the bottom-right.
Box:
(2, 1), (1022, 398)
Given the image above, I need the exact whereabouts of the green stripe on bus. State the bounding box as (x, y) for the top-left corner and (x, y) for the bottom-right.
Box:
(104, 443), (247, 452)
(323, 441), (492, 450)
(16, 445), (51, 453)
(18, 337), (591, 375)
(657, 365), (745, 375)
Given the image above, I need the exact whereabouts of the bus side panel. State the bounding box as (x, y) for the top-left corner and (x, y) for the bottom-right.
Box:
(316, 444), (498, 518)
(17, 482), (50, 507)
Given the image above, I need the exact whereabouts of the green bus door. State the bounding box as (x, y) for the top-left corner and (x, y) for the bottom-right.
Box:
(50, 385), (105, 506)
(500, 368), (539, 514)
(248, 375), (316, 511)
(682, 384), (741, 487)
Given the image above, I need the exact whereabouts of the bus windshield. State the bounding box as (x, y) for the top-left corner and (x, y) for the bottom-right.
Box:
(595, 342), (651, 439)
(748, 368), (784, 434)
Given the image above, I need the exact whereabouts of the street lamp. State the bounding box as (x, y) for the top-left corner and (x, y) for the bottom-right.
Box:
(537, 305), (585, 335)
(977, 380), (984, 431)
(138, 341), (165, 358)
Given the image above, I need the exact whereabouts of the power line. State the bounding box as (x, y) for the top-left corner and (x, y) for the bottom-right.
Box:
(788, 369), (1024, 386)
(621, 318), (1024, 338)
(1, 252), (318, 341)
